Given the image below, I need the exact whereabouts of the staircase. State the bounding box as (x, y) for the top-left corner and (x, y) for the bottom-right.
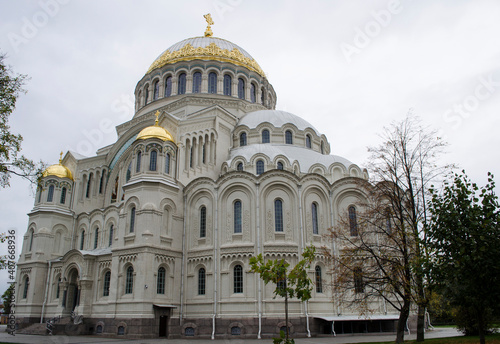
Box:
(17, 314), (88, 336)
(16, 322), (48, 335)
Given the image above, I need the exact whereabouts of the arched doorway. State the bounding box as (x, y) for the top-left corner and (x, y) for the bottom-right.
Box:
(64, 268), (80, 312)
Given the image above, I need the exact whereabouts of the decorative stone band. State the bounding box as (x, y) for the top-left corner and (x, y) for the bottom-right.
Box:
(147, 42), (265, 77)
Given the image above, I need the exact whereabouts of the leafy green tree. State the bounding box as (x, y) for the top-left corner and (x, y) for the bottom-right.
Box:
(0, 52), (43, 188)
(2, 284), (14, 315)
(427, 171), (500, 344)
(249, 245), (315, 343)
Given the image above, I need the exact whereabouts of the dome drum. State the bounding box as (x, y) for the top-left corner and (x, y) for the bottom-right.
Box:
(135, 36), (276, 114)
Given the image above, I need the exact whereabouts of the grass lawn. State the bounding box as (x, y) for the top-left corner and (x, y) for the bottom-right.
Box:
(359, 334), (500, 344)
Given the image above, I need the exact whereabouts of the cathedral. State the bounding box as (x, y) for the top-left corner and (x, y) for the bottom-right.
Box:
(15, 16), (399, 338)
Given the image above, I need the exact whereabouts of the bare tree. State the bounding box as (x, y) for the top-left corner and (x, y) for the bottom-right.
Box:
(325, 114), (451, 343)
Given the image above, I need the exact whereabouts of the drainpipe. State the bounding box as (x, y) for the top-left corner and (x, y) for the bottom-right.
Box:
(297, 185), (310, 337)
(40, 260), (52, 323)
(180, 194), (187, 324)
(329, 190), (340, 316)
(212, 187), (219, 340)
(256, 183), (262, 339)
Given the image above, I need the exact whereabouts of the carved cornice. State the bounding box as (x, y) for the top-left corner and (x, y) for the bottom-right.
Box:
(118, 254), (137, 263)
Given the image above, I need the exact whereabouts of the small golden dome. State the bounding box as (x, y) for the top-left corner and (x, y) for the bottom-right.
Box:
(136, 111), (175, 142)
(42, 152), (73, 180)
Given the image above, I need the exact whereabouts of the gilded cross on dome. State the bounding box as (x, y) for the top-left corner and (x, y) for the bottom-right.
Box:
(204, 13), (214, 37)
(155, 110), (160, 125)
(59, 151), (63, 164)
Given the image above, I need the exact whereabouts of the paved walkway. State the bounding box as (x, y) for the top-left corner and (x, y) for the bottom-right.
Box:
(0, 326), (462, 344)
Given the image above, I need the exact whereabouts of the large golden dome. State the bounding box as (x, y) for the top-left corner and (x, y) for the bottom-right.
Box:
(147, 36), (265, 77)
(136, 111), (175, 142)
(42, 152), (73, 180)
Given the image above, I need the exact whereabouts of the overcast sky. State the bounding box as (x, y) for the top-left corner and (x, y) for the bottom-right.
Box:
(1, 0), (499, 293)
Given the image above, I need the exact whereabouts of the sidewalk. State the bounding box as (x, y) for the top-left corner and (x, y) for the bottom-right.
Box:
(0, 326), (462, 344)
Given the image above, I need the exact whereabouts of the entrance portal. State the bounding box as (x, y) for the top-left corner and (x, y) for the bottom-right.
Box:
(159, 315), (168, 337)
(66, 268), (80, 312)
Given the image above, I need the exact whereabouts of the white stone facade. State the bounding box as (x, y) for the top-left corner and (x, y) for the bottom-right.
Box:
(15, 35), (398, 339)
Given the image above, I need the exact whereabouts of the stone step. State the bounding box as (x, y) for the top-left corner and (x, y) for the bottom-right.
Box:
(17, 322), (48, 335)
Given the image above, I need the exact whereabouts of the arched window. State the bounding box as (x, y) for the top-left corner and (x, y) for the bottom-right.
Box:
(23, 277), (29, 299)
(86, 174), (92, 198)
(149, 150), (157, 171)
(80, 230), (85, 250)
(125, 266), (134, 294)
(99, 172), (105, 194)
(37, 188), (42, 203)
(178, 73), (186, 95)
(208, 72), (217, 93)
(157, 267), (166, 294)
(306, 134), (312, 149)
(250, 83), (256, 103)
(315, 266), (323, 293)
(47, 185), (54, 202)
(234, 201), (242, 233)
(354, 267), (364, 293)
(192, 72), (201, 93)
(164, 76), (172, 97)
(237, 162), (243, 171)
(56, 277), (61, 298)
(312, 202), (319, 234)
(321, 142), (325, 154)
(111, 176), (119, 202)
(237, 78), (245, 99)
(349, 206), (358, 236)
(198, 267), (206, 295)
(256, 160), (264, 175)
(126, 162), (131, 182)
(189, 146), (193, 168)
(136, 151), (142, 172)
(274, 199), (283, 232)
(240, 132), (247, 146)
(153, 80), (159, 100)
(202, 143), (206, 164)
(261, 87), (266, 105)
(60, 187), (67, 204)
(103, 271), (111, 296)
(200, 206), (206, 238)
(277, 162), (284, 170)
(108, 225), (114, 247)
(144, 86), (149, 105)
(28, 229), (34, 251)
(234, 265), (243, 293)
(223, 75), (232, 96)
(262, 129), (270, 143)
(94, 228), (99, 249)
(165, 153), (170, 174)
(130, 207), (136, 233)
(285, 130), (293, 144)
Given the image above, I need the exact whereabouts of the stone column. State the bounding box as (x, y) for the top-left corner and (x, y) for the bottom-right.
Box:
(171, 76), (178, 96)
(232, 79), (238, 98)
(217, 76), (223, 95)
(202, 72), (208, 93)
(76, 279), (93, 316)
(186, 75), (193, 94)
(159, 80), (164, 99)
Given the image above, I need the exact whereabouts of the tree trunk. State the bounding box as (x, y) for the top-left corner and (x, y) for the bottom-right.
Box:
(478, 309), (485, 344)
(396, 298), (410, 343)
(285, 279), (289, 341)
(416, 304), (425, 342)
